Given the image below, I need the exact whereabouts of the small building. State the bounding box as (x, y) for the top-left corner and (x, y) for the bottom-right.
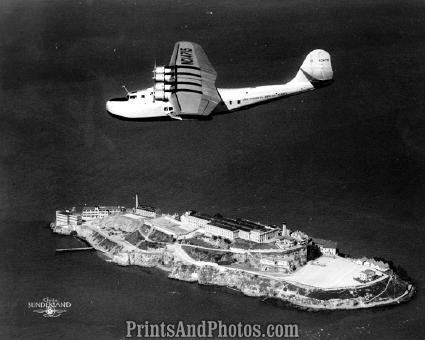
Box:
(259, 258), (292, 272)
(82, 206), (125, 220)
(312, 238), (338, 256)
(56, 210), (82, 226)
(358, 269), (376, 281)
(135, 205), (157, 218)
(259, 258), (275, 266)
(180, 211), (212, 228)
(276, 259), (289, 268)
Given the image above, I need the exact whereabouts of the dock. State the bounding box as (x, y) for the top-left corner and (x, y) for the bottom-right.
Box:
(56, 247), (94, 253)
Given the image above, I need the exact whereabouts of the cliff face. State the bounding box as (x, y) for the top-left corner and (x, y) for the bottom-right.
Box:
(168, 261), (414, 310)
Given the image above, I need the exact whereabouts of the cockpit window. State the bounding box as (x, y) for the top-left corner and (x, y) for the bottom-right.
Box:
(129, 95), (137, 99)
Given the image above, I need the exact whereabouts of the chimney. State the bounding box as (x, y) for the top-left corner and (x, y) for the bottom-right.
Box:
(282, 223), (287, 236)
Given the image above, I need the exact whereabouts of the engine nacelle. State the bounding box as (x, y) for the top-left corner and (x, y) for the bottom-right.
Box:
(154, 82), (174, 92)
(154, 90), (171, 101)
(154, 66), (166, 74)
(154, 65), (174, 74)
(154, 73), (174, 82)
(153, 65), (175, 101)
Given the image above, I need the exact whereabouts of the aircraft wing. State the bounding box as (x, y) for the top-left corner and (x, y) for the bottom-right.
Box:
(169, 41), (221, 116)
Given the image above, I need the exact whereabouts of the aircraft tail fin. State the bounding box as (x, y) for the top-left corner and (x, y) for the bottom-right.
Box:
(292, 49), (333, 87)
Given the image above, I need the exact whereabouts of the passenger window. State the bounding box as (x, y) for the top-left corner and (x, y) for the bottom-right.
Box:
(141, 95), (145, 98)
(229, 101), (233, 105)
(168, 107), (173, 110)
(237, 100), (241, 104)
(129, 95), (136, 99)
(164, 107), (168, 111)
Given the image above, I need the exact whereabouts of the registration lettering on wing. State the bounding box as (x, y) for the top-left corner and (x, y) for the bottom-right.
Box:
(179, 47), (194, 65)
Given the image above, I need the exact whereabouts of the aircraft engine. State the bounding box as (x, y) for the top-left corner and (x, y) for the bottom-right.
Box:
(154, 73), (174, 82)
(154, 66), (174, 74)
(153, 65), (175, 101)
(154, 66), (166, 74)
(154, 82), (174, 92)
(154, 90), (171, 101)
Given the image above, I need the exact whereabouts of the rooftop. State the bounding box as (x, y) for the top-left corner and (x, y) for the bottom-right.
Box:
(83, 205), (125, 211)
(123, 213), (144, 220)
(190, 211), (213, 220)
(207, 219), (240, 232)
(137, 205), (156, 212)
(212, 216), (276, 233)
(312, 238), (338, 249)
(148, 216), (198, 236)
(56, 210), (80, 216)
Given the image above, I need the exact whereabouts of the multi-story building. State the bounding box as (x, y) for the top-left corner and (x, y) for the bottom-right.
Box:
(224, 217), (280, 243)
(55, 210), (82, 226)
(82, 206), (125, 220)
(180, 211), (212, 228)
(203, 219), (240, 240)
(202, 216), (280, 243)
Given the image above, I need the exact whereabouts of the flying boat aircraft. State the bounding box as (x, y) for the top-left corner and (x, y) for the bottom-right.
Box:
(106, 41), (333, 120)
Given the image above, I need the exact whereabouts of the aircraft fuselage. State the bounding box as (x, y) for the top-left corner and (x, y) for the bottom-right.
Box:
(106, 69), (330, 120)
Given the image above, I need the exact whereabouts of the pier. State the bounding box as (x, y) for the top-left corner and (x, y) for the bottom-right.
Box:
(55, 247), (94, 253)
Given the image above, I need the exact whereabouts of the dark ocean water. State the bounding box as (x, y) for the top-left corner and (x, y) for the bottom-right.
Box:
(1, 0), (424, 338)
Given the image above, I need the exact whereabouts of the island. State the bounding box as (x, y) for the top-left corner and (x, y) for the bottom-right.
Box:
(51, 196), (415, 311)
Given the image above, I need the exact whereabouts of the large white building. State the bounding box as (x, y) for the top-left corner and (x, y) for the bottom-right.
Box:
(179, 211), (281, 243)
(201, 216), (280, 243)
(227, 218), (280, 243)
(56, 210), (82, 226)
(203, 221), (239, 240)
(82, 206), (125, 220)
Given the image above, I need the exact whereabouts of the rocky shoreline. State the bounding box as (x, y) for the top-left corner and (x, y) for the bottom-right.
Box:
(80, 231), (415, 311)
(167, 262), (414, 311)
